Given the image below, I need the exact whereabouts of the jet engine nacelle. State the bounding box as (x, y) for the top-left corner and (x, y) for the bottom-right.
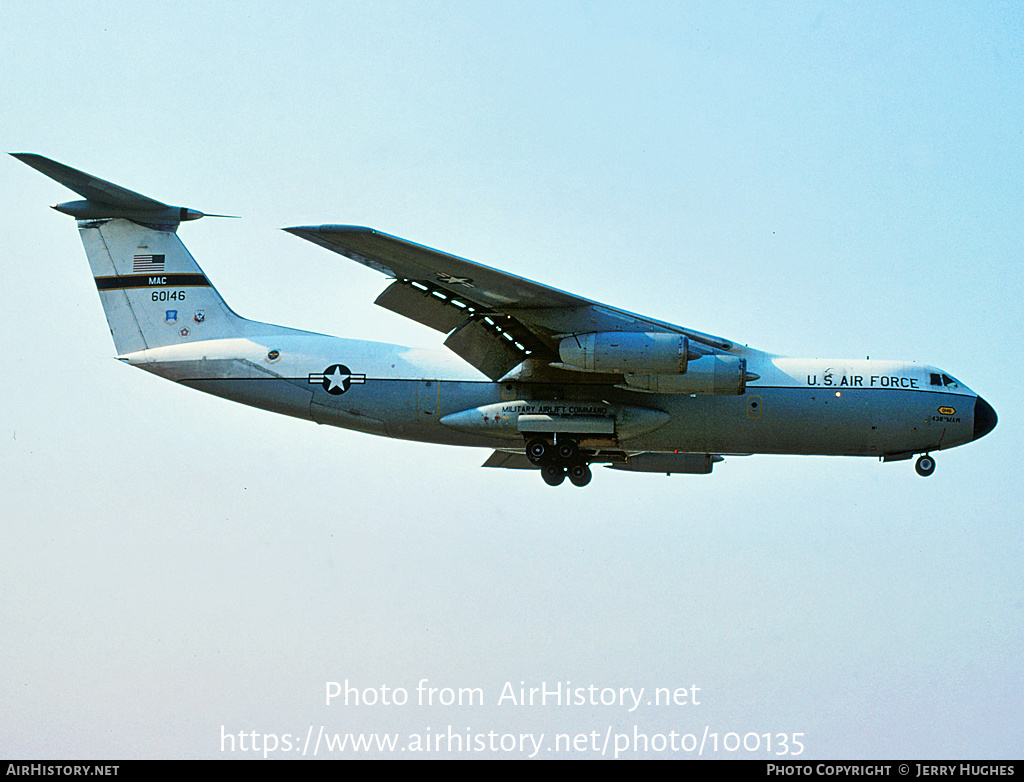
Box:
(558, 332), (694, 374)
(622, 354), (750, 395)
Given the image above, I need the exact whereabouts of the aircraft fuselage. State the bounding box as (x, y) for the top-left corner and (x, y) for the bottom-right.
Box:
(124, 331), (987, 462)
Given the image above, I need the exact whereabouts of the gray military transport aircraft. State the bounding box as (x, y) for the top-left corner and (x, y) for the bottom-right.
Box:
(13, 153), (997, 487)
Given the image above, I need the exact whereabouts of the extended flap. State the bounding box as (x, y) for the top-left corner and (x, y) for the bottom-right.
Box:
(374, 281), (469, 334)
(444, 318), (527, 381)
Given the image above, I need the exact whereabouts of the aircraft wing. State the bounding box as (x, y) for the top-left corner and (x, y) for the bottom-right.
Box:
(285, 225), (734, 380)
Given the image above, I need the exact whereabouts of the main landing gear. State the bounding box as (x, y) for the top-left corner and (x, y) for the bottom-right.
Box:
(915, 453), (936, 477)
(526, 437), (593, 487)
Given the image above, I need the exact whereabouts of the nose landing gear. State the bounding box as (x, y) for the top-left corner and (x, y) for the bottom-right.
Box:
(915, 454), (936, 477)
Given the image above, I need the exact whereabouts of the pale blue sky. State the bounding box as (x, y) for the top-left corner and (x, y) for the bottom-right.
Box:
(2, 1), (1021, 758)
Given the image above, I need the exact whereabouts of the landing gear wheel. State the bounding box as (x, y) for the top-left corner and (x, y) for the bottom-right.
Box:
(541, 464), (566, 486)
(556, 439), (579, 464)
(568, 463), (592, 487)
(526, 437), (550, 465)
(915, 454), (936, 477)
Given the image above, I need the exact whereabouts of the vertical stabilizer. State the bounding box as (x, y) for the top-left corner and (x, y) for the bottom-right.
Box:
(12, 154), (253, 355)
(81, 218), (246, 354)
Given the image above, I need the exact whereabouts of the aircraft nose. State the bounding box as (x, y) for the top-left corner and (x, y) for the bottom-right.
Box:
(973, 396), (997, 441)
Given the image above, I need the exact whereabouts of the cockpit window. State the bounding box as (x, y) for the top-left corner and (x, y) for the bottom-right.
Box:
(931, 372), (959, 388)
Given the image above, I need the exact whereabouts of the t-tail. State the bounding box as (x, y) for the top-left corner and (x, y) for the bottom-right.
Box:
(12, 153), (252, 354)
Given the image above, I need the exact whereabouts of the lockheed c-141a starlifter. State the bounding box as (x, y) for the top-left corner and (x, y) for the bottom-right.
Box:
(12, 154), (997, 486)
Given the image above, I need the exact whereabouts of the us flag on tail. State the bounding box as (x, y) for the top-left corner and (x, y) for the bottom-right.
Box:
(133, 254), (165, 273)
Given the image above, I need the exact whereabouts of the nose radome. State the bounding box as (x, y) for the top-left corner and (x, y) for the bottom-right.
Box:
(973, 396), (997, 441)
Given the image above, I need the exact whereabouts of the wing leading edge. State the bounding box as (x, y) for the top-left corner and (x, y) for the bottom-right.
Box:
(284, 224), (735, 380)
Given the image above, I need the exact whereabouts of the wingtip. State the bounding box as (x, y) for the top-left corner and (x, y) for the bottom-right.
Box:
(10, 152), (45, 166)
(283, 224), (377, 234)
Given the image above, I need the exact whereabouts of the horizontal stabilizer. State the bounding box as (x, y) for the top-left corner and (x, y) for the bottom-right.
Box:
(10, 153), (234, 225)
(13, 153), (168, 210)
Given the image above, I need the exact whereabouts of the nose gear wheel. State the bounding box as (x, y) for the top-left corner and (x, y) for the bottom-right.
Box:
(915, 454), (935, 477)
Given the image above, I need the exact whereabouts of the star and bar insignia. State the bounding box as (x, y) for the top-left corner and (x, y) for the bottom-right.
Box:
(308, 364), (367, 395)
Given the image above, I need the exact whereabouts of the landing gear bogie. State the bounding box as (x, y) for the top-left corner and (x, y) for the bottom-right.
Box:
(526, 435), (593, 487)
